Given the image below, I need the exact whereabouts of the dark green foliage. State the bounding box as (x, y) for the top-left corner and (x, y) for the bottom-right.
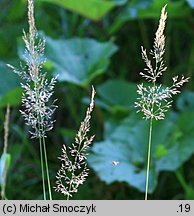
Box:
(96, 79), (138, 113)
(44, 35), (118, 87)
(0, 0), (194, 200)
(88, 111), (194, 193)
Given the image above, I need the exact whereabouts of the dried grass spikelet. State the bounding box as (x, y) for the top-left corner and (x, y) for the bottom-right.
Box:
(135, 5), (189, 120)
(7, 0), (57, 138)
(55, 87), (95, 199)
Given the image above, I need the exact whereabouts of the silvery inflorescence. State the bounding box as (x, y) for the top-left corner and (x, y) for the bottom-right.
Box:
(55, 87), (95, 198)
(135, 5), (189, 120)
(8, 0), (57, 138)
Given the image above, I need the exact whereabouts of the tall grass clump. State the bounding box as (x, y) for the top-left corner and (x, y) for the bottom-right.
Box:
(135, 5), (189, 200)
(8, 0), (57, 200)
(1, 105), (11, 200)
(55, 87), (95, 200)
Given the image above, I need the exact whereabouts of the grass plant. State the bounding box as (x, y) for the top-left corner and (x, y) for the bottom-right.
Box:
(55, 87), (95, 200)
(8, 0), (57, 200)
(135, 5), (189, 200)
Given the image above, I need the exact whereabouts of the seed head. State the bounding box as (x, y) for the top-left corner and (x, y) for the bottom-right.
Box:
(55, 87), (95, 198)
(135, 5), (189, 120)
(7, 0), (57, 138)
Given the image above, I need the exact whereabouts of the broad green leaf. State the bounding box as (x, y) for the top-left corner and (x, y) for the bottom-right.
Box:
(137, 0), (191, 19)
(97, 79), (138, 113)
(0, 153), (11, 187)
(89, 114), (158, 193)
(156, 112), (194, 171)
(90, 139), (157, 192)
(154, 144), (168, 159)
(109, 0), (191, 34)
(39, 0), (115, 21)
(176, 90), (194, 112)
(108, 0), (153, 34)
(88, 112), (194, 193)
(45, 35), (118, 87)
(0, 61), (21, 107)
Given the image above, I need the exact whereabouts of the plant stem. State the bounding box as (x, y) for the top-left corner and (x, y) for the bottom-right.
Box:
(42, 136), (52, 200)
(35, 80), (47, 200)
(175, 170), (194, 199)
(39, 137), (46, 200)
(67, 194), (70, 200)
(67, 181), (73, 200)
(175, 170), (189, 193)
(145, 117), (153, 200)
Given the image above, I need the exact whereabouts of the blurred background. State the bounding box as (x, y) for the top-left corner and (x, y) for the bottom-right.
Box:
(0, 0), (194, 200)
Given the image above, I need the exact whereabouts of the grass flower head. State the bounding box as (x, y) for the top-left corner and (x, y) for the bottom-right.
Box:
(55, 86), (95, 199)
(8, 0), (57, 139)
(135, 5), (189, 121)
(7, 0), (56, 200)
(134, 5), (189, 200)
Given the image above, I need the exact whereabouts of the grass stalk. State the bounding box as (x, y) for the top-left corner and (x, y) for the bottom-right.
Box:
(145, 117), (153, 200)
(135, 5), (189, 200)
(8, 0), (57, 200)
(55, 87), (95, 198)
(67, 182), (72, 200)
(38, 136), (46, 200)
(42, 136), (52, 200)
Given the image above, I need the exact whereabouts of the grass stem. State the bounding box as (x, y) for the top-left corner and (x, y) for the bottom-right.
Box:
(42, 136), (52, 200)
(145, 117), (153, 200)
(39, 137), (46, 200)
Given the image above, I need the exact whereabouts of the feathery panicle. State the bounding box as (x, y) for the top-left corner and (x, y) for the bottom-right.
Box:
(55, 87), (95, 199)
(140, 5), (167, 82)
(7, 0), (55, 200)
(28, 0), (36, 40)
(154, 5), (167, 63)
(7, 0), (57, 138)
(135, 5), (189, 120)
(135, 5), (190, 200)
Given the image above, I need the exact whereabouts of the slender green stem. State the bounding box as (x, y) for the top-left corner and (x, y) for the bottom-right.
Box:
(35, 80), (46, 200)
(42, 136), (52, 200)
(175, 170), (194, 199)
(175, 170), (188, 192)
(39, 137), (46, 200)
(67, 181), (73, 200)
(67, 194), (70, 200)
(145, 117), (153, 200)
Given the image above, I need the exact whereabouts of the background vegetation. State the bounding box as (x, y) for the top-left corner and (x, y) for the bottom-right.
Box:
(0, 0), (194, 200)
